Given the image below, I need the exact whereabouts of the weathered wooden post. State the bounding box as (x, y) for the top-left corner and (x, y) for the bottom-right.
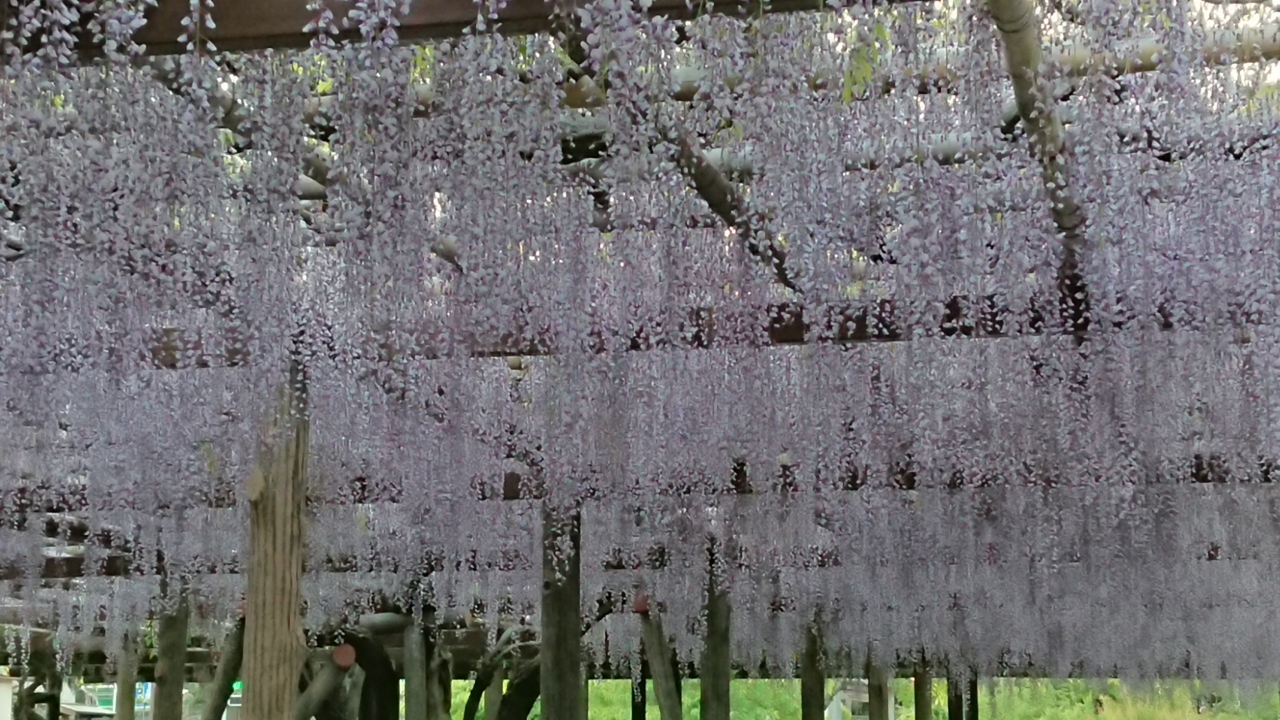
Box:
(867, 659), (890, 720)
(114, 634), (142, 720)
(914, 659), (933, 720)
(700, 538), (731, 720)
(540, 506), (583, 720)
(403, 624), (428, 720)
(241, 364), (309, 720)
(154, 592), (191, 720)
(641, 613), (682, 720)
(202, 620), (246, 720)
(946, 668), (965, 720)
(800, 625), (825, 720)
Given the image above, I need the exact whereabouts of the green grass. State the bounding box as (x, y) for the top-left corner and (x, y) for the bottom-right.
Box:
(446, 678), (1280, 720)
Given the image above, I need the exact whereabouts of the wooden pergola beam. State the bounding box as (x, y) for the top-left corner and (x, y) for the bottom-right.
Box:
(0, 0), (925, 61)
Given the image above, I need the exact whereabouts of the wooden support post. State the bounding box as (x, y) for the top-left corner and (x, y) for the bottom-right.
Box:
(427, 641), (451, 720)
(540, 506), (583, 720)
(202, 620), (246, 720)
(967, 675), (979, 720)
(947, 669), (965, 720)
(483, 666), (503, 720)
(114, 634), (142, 720)
(630, 676), (646, 720)
(914, 661), (933, 720)
(800, 625), (825, 720)
(242, 366), (309, 720)
(867, 660), (890, 720)
(46, 669), (61, 720)
(343, 666), (365, 720)
(700, 540), (731, 720)
(296, 646), (357, 720)
(641, 614), (682, 720)
(403, 625), (428, 720)
(154, 592), (192, 720)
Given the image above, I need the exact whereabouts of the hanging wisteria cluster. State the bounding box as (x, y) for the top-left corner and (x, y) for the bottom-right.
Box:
(1, 0), (1279, 680)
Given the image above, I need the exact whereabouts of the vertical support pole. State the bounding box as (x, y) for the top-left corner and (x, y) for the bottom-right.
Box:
(154, 591), (192, 720)
(403, 625), (427, 720)
(242, 366), (309, 720)
(914, 660), (933, 720)
(540, 505), (583, 720)
(115, 634), (142, 720)
(946, 669), (965, 720)
(630, 675), (646, 720)
(483, 666), (503, 720)
(201, 620), (246, 720)
(867, 659), (890, 720)
(800, 625), (825, 720)
(641, 614), (682, 720)
(966, 674), (979, 720)
(700, 540), (730, 720)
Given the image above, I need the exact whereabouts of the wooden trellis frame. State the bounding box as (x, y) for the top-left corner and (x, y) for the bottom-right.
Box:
(2, 0), (1280, 718)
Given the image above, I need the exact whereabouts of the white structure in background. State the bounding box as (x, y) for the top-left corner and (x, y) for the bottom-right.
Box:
(827, 679), (895, 720)
(0, 676), (19, 720)
(0, 678), (113, 720)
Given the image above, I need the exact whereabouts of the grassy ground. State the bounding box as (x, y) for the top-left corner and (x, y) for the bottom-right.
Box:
(452, 678), (1280, 720)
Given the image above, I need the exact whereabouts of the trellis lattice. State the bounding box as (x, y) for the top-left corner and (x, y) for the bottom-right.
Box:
(1, 0), (1279, 689)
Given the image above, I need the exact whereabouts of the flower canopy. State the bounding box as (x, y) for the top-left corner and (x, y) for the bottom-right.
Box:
(1, 0), (1279, 680)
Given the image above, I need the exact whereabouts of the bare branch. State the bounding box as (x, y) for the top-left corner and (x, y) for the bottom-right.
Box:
(990, 0), (1090, 333)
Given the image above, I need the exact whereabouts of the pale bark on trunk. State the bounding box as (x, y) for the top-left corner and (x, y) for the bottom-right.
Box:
(988, 0), (1090, 328)
(115, 635), (142, 720)
(202, 620), (246, 720)
(154, 593), (192, 720)
(539, 506), (582, 720)
(403, 625), (428, 720)
(640, 614), (682, 720)
(799, 625), (825, 720)
(241, 367), (309, 720)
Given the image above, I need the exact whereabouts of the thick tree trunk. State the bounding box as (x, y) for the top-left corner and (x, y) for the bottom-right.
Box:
(115, 635), (142, 720)
(799, 625), (825, 720)
(699, 564), (731, 720)
(540, 506), (582, 720)
(202, 620), (246, 720)
(640, 614), (682, 720)
(914, 661), (933, 720)
(241, 368), (309, 720)
(154, 593), (192, 720)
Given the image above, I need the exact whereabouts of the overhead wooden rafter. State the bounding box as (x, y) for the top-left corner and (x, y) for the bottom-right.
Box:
(0, 0), (927, 60)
